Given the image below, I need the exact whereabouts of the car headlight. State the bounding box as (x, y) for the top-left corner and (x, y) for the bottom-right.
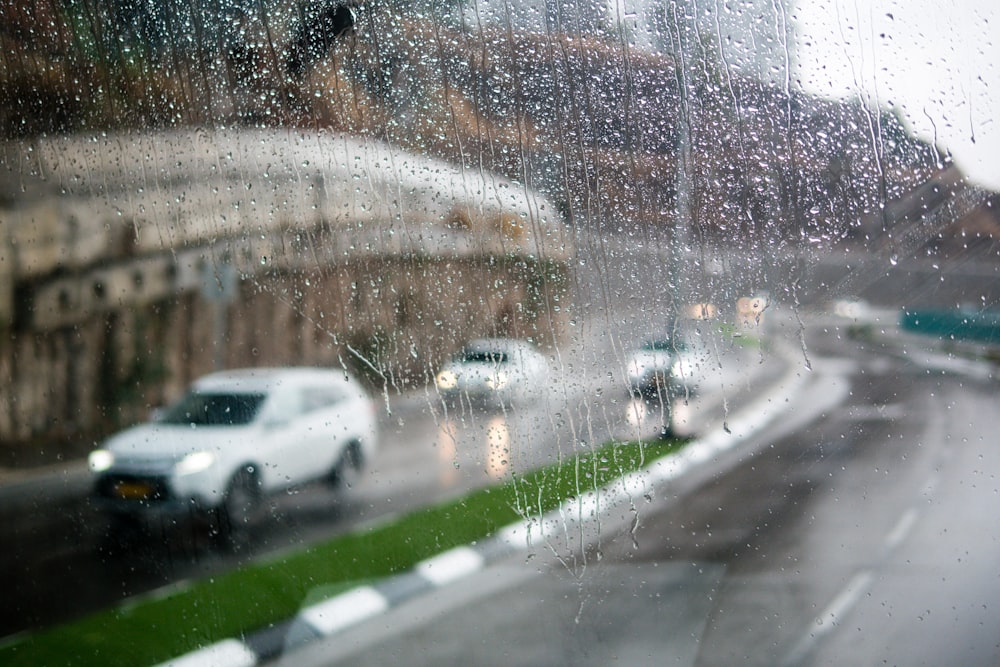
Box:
(436, 369), (458, 390)
(88, 449), (114, 473)
(175, 451), (216, 476)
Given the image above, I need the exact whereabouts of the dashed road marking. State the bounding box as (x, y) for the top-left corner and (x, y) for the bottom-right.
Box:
(782, 570), (875, 667)
(885, 508), (918, 552)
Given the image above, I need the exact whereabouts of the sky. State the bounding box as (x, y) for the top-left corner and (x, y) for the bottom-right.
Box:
(605, 0), (998, 190)
(791, 0), (1000, 190)
(473, 0), (998, 190)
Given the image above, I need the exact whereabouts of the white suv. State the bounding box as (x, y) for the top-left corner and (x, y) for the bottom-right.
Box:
(89, 367), (377, 543)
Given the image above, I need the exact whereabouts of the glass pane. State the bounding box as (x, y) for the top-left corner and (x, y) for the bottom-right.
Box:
(1, 1), (997, 665)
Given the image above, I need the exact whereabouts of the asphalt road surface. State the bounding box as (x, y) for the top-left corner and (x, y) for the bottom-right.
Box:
(271, 317), (1000, 667)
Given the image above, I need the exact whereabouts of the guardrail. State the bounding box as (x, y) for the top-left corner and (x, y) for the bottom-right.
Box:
(899, 308), (1000, 344)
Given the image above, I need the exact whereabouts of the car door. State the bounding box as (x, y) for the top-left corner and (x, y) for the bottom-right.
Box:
(255, 386), (313, 490)
(301, 383), (352, 478)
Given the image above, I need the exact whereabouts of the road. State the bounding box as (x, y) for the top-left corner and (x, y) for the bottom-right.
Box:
(0, 276), (777, 641)
(270, 316), (1000, 666)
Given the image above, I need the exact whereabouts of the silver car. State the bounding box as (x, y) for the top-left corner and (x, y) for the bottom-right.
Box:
(625, 336), (705, 398)
(435, 338), (550, 406)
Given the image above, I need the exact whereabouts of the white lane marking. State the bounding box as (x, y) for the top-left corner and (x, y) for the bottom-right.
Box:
(300, 586), (389, 636)
(885, 508), (918, 552)
(907, 349), (995, 381)
(820, 571), (874, 627)
(782, 570), (875, 667)
(844, 403), (908, 421)
(154, 639), (257, 667)
(416, 546), (485, 586)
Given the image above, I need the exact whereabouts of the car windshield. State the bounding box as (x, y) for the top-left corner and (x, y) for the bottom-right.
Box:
(643, 339), (681, 351)
(157, 392), (267, 426)
(461, 350), (510, 364)
(2, 1), (998, 666)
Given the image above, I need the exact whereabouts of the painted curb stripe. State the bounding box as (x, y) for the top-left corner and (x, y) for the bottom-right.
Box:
(299, 586), (389, 636)
(416, 546), (485, 586)
(154, 638), (257, 667)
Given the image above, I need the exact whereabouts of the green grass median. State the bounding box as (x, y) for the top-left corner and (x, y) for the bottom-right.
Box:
(0, 437), (682, 666)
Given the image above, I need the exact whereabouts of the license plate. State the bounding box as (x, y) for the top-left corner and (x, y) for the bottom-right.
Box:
(114, 481), (154, 500)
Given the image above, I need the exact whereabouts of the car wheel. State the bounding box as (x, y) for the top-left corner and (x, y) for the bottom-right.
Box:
(214, 466), (261, 551)
(328, 442), (363, 491)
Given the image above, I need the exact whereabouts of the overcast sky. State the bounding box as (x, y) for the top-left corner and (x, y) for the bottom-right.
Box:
(609, 0), (998, 189)
(791, 0), (998, 190)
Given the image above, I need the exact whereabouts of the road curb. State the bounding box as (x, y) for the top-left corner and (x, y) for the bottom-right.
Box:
(156, 342), (812, 667)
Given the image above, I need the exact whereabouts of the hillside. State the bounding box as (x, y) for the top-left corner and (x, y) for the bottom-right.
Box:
(2, 0), (997, 254)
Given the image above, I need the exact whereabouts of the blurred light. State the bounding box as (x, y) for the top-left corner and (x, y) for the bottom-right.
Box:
(832, 299), (870, 319)
(685, 303), (717, 320)
(625, 397), (648, 429)
(88, 449), (114, 472)
(736, 296), (767, 327)
(175, 451), (216, 475)
(436, 418), (460, 486)
(436, 369), (458, 390)
(671, 401), (692, 437)
(485, 416), (510, 479)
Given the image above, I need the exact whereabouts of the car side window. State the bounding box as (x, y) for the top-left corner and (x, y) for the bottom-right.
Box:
(302, 386), (346, 413)
(262, 388), (305, 423)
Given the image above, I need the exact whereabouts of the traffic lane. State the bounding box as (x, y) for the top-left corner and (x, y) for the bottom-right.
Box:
(0, 323), (784, 639)
(800, 377), (1000, 666)
(0, 492), (126, 638)
(637, 347), (1000, 664)
(650, 357), (936, 665)
(0, 397), (561, 638)
(341, 336), (782, 516)
(273, 337), (999, 667)
(0, 368), (663, 640)
(275, 556), (730, 667)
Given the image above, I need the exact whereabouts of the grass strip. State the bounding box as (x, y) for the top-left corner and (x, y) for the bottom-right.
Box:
(0, 437), (682, 666)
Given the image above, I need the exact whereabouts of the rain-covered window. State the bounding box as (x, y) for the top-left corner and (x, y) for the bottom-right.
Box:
(2, 1), (999, 665)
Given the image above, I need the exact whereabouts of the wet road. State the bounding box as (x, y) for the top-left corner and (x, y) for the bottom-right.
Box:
(273, 318), (1000, 666)
(0, 312), (774, 641)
